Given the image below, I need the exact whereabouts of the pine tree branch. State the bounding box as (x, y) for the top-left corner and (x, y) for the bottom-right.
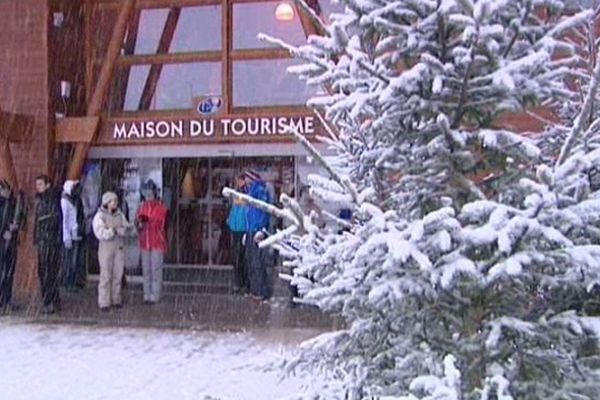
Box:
(452, 57), (475, 129)
(503, 4), (531, 58)
(222, 188), (299, 226)
(556, 55), (600, 166)
(291, 117), (360, 203)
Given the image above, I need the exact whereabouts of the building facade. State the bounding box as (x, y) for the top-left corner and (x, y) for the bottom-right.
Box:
(0, 0), (590, 300)
(0, 0), (345, 299)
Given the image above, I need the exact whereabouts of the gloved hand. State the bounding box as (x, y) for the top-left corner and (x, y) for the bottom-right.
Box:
(2, 231), (11, 241)
(64, 239), (73, 249)
(71, 228), (82, 241)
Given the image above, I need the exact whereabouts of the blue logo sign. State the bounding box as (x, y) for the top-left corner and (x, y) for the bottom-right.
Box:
(197, 97), (223, 115)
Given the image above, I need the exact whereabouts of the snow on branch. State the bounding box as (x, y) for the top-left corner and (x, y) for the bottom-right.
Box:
(222, 188), (299, 226)
(556, 37), (600, 166)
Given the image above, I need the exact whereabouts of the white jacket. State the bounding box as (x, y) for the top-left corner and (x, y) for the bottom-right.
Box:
(92, 207), (132, 243)
(61, 180), (80, 244)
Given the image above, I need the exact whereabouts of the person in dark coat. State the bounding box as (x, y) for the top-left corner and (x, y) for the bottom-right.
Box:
(34, 175), (62, 314)
(0, 181), (27, 313)
(0, 180), (16, 311)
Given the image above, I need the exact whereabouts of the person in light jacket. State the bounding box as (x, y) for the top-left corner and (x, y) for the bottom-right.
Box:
(61, 180), (84, 292)
(92, 191), (133, 311)
(227, 174), (248, 294)
(136, 180), (168, 304)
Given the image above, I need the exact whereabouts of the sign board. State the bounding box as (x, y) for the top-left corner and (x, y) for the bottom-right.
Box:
(97, 113), (319, 145)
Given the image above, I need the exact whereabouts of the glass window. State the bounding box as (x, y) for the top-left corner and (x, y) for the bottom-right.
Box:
(233, 59), (315, 107)
(155, 62), (221, 110)
(171, 6), (221, 52)
(133, 6), (222, 55)
(233, 2), (307, 49)
(123, 65), (151, 111)
(118, 62), (221, 111)
(134, 8), (169, 55)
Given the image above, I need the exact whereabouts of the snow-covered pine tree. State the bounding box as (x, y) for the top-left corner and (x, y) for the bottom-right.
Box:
(222, 1), (600, 398)
(263, 0), (591, 218)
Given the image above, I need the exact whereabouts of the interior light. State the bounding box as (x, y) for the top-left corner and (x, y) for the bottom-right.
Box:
(275, 2), (295, 22)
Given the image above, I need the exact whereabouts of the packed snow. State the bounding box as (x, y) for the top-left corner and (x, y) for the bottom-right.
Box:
(0, 321), (320, 400)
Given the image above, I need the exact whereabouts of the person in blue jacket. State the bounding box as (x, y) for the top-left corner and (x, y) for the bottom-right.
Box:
(227, 174), (248, 294)
(244, 169), (271, 300)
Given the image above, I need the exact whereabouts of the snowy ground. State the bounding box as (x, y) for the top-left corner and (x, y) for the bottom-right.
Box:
(0, 321), (321, 400)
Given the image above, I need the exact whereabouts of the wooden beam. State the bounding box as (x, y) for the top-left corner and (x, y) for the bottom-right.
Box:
(112, 9), (142, 110)
(55, 117), (100, 143)
(232, 105), (308, 114)
(138, 7), (181, 110)
(137, 0), (220, 8)
(230, 48), (291, 60)
(85, 0), (94, 106)
(0, 110), (32, 189)
(0, 111), (34, 143)
(297, 0), (324, 38)
(0, 137), (17, 190)
(222, 0), (232, 113)
(118, 50), (221, 65)
(67, 0), (137, 180)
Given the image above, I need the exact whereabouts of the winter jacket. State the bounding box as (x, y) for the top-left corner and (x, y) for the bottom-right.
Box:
(0, 194), (15, 245)
(227, 198), (247, 233)
(92, 207), (131, 245)
(61, 181), (83, 244)
(10, 191), (27, 241)
(246, 180), (271, 232)
(137, 199), (168, 252)
(34, 187), (62, 245)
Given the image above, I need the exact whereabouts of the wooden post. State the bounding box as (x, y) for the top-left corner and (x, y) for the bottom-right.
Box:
(67, 0), (137, 180)
(0, 135), (18, 189)
(138, 7), (181, 110)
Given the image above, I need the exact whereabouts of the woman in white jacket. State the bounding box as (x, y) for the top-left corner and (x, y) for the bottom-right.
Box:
(61, 180), (83, 291)
(92, 192), (133, 311)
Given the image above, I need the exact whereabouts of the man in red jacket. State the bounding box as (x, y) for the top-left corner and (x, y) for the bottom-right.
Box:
(136, 180), (168, 304)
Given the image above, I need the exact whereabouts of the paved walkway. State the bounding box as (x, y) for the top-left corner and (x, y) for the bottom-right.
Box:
(3, 285), (339, 332)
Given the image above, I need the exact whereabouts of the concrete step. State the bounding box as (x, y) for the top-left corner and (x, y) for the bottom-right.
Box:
(114, 265), (293, 298)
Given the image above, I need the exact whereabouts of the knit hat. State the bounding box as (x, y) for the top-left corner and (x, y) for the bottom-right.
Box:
(141, 179), (158, 192)
(244, 169), (262, 182)
(101, 191), (118, 206)
(63, 180), (79, 195)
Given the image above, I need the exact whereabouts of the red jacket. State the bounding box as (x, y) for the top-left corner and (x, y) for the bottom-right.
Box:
(137, 200), (168, 252)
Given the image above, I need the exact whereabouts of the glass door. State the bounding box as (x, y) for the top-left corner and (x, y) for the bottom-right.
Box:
(163, 156), (295, 268)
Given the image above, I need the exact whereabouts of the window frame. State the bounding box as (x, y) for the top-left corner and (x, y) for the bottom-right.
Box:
(88, 0), (322, 116)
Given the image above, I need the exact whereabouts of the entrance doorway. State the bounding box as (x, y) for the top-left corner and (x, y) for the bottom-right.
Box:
(162, 156), (294, 269)
(81, 155), (295, 282)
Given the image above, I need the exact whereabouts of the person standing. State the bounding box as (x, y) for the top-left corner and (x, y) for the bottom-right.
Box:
(136, 180), (168, 304)
(227, 174), (248, 294)
(34, 175), (62, 314)
(0, 183), (26, 313)
(61, 180), (84, 292)
(0, 181), (15, 312)
(244, 170), (271, 300)
(92, 191), (132, 311)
